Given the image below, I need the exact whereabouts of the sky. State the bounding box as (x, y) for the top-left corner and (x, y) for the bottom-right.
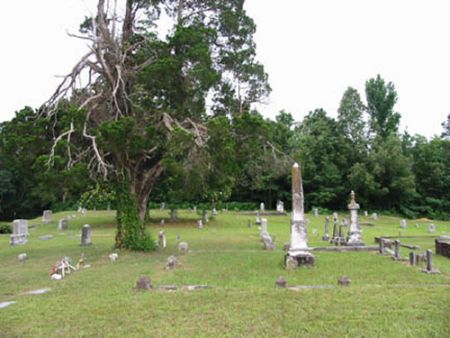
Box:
(0, 0), (449, 138)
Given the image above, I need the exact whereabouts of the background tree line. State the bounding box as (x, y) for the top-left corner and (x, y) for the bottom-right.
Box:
(1, 75), (449, 221)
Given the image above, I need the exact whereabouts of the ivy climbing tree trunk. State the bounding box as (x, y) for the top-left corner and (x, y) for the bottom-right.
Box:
(115, 178), (155, 251)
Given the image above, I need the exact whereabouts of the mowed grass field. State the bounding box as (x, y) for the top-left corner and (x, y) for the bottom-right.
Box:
(0, 210), (449, 337)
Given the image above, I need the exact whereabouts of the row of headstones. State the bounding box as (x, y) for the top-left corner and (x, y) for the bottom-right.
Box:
(378, 238), (439, 273)
(312, 208), (378, 220)
(258, 201), (285, 213)
(399, 219), (436, 232)
(10, 219), (92, 246)
(42, 208), (87, 224)
(158, 230), (192, 254)
(165, 208), (216, 222)
(323, 214), (350, 245)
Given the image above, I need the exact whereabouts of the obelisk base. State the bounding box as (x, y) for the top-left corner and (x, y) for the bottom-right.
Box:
(285, 250), (315, 269)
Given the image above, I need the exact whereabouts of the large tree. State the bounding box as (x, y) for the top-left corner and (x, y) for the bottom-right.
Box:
(365, 75), (400, 138)
(43, 0), (269, 250)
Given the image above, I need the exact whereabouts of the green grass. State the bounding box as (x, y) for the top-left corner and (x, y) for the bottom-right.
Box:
(1, 210), (449, 337)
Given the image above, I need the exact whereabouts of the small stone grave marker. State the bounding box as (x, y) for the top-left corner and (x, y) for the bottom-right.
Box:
(428, 223), (436, 233)
(400, 219), (407, 229)
(10, 219), (29, 245)
(136, 276), (152, 290)
(81, 224), (92, 246)
(58, 219), (68, 230)
(165, 255), (178, 269)
(178, 241), (188, 253)
(42, 210), (52, 224)
(158, 231), (166, 248)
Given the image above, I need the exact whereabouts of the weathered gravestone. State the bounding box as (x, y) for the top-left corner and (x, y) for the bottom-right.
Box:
(364, 210), (368, 217)
(422, 249), (440, 274)
(346, 191), (364, 246)
(170, 209), (178, 221)
(371, 212), (378, 221)
(178, 241), (189, 254)
(322, 216), (330, 241)
(81, 224), (92, 246)
(260, 202), (265, 212)
(160, 202), (165, 210)
(135, 276), (152, 290)
(330, 213), (339, 244)
(165, 255), (178, 269)
(338, 276), (351, 287)
(276, 200), (285, 213)
(285, 163), (314, 268)
(10, 219), (29, 245)
(275, 276), (287, 288)
(260, 218), (269, 237)
(18, 253), (28, 262)
(212, 207), (218, 216)
(42, 210), (52, 224)
(58, 219), (68, 230)
(313, 208), (319, 217)
(197, 219), (204, 229)
(158, 231), (166, 248)
(400, 219), (407, 229)
(428, 223), (436, 233)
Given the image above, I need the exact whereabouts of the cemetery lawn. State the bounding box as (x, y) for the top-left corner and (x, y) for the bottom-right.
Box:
(0, 211), (449, 337)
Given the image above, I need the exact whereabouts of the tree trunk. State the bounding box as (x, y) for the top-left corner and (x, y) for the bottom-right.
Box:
(114, 178), (155, 251)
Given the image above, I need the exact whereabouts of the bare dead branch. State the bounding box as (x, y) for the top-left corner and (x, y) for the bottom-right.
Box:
(47, 121), (75, 167)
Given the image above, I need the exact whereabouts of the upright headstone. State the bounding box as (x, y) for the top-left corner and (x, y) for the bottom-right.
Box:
(260, 202), (265, 212)
(276, 200), (285, 213)
(212, 208), (218, 216)
(81, 224), (92, 246)
(160, 219), (165, 227)
(337, 222), (346, 245)
(202, 210), (209, 223)
(107, 202), (111, 211)
(286, 163), (314, 267)
(158, 231), (166, 248)
(428, 223), (436, 233)
(322, 216), (330, 241)
(178, 241), (189, 254)
(160, 202), (165, 210)
(313, 208), (319, 217)
(42, 210), (52, 224)
(346, 191), (364, 246)
(400, 219), (407, 229)
(422, 249), (436, 273)
(10, 219), (29, 245)
(331, 213), (338, 244)
(364, 210), (368, 217)
(58, 219), (68, 230)
(197, 219), (204, 229)
(170, 209), (178, 221)
(371, 212), (378, 221)
(260, 218), (269, 237)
